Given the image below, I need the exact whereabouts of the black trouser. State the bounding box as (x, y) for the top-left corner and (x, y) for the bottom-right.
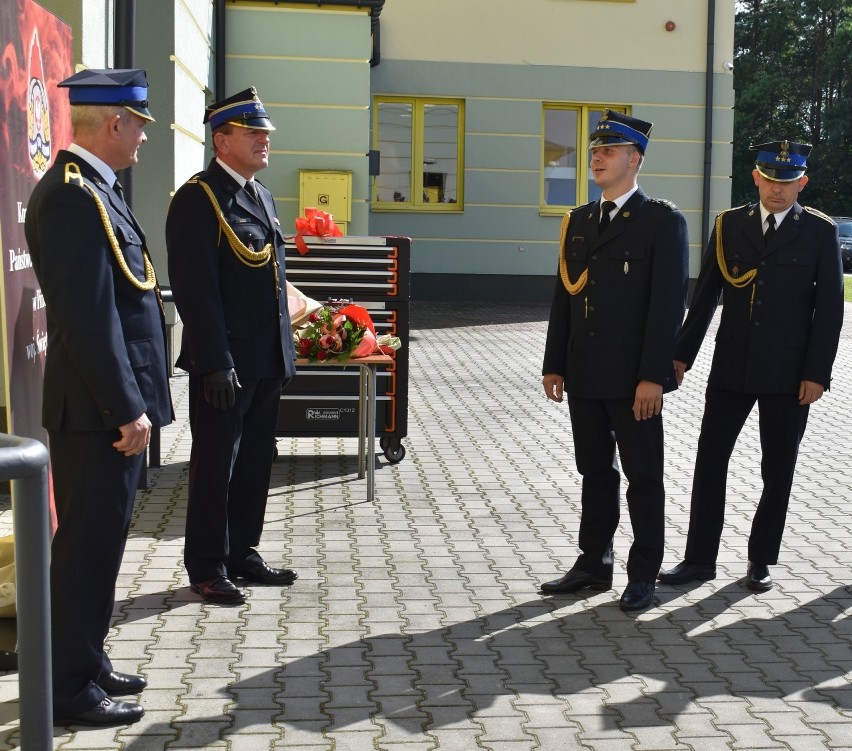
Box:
(184, 375), (283, 582)
(567, 395), (666, 582)
(685, 387), (809, 565)
(49, 430), (144, 716)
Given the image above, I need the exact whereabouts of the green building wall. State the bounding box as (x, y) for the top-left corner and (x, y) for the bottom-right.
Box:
(221, 3), (374, 238)
(368, 59), (734, 301)
(34, 1), (735, 303)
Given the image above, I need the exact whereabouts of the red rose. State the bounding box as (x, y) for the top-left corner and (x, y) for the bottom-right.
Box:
(315, 349), (328, 360)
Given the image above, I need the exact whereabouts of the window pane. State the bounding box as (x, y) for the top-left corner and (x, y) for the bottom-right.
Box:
(543, 109), (578, 206)
(586, 108), (606, 204)
(376, 102), (412, 203)
(422, 104), (459, 204)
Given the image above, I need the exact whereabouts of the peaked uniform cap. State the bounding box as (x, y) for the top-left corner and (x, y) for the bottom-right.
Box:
(204, 87), (275, 131)
(750, 139), (811, 182)
(58, 68), (154, 122)
(589, 109), (653, 154)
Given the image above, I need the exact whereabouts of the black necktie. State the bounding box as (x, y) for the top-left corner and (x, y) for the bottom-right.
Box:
(245, 181), (260, 204)
(599, 200), (616, 233)
(764, 213), (776, 244)
(113, 180), (125, 203)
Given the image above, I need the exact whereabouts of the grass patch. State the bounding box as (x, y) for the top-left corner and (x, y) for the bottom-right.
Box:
(846, 275), (852, 303)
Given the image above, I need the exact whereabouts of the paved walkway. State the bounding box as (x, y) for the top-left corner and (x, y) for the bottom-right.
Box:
(1, 301), (851, 750)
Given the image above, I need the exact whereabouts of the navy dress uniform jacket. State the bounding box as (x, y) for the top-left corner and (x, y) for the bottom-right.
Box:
(166, 159), (296, 582)
(675, 202), (844, 392)
(541, 187), (688, 582)
(25, 150), (172, 431)
(166, 159), (296, 382)
(25, 148), (172, 716)
(543, 188), (689, 395)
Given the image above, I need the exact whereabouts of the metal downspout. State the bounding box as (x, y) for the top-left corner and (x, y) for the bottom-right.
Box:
(371, 16), (380, 67)
(215, 0), (226, 100)
(702, 0), (716, 249)
(114, 0), (137, 205)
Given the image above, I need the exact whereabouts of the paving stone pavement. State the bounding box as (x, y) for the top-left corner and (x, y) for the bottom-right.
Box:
(0, 300), (850, 750)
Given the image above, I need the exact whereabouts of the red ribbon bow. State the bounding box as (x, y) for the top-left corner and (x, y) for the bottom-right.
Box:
(294, 207), (343, 255)
(338, 304), (376, 336)
(339, 304), (378, 358)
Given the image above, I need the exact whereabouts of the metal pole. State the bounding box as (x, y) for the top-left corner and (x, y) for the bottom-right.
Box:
(0, 434), (51, 750)
(358, 366), (366, 480)
(701, 0), (716, 250)
(367, 362), (377, 502)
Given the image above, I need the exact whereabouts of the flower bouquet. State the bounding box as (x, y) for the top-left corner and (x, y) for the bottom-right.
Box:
(295, 302), (401, 364)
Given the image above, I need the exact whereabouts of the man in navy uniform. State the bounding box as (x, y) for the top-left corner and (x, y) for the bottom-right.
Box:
(659, 140), (844, 591)
(166, 88), (297, 605)
(540, 110), (689, 611)
(25, 68), (172, 726)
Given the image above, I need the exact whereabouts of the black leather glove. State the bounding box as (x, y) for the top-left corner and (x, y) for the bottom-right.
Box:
(203, 368), (242, 410)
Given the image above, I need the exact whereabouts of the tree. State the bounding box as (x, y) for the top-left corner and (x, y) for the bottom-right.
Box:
(733, 0), (852, 214)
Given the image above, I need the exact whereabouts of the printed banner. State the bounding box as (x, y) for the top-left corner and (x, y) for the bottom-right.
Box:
(1, 0), (73, 524)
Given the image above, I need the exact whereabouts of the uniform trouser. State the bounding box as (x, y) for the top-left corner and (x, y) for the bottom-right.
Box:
(49, 430), (144, 716)
(184, 375), (283, 582)
(684, 387), (810, 566)
(567, 395), (666, 582)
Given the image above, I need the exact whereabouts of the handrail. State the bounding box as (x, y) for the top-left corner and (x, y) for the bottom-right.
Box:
(0, 434), (52, 749)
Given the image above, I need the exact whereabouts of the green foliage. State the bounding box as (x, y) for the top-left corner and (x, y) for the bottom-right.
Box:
(733, 1), (852, 214)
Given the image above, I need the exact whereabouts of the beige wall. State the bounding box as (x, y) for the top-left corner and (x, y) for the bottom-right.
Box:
(380, 0), (735, 74)
(38, 0), (114, 68)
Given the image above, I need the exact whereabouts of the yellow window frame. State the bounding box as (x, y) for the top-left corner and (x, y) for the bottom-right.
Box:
(372, 96), (465, 212)
(541, 103), (629, 214)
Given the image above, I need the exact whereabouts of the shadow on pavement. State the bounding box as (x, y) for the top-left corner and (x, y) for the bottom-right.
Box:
(119, 584), (851, 748)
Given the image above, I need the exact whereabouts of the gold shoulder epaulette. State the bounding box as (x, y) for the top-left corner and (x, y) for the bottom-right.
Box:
(650, 197), (679, 211)
(64, 161), (85, 187)
(804, 206), (833, 223)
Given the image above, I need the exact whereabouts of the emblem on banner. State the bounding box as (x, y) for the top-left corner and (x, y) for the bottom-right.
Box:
(27, 30), (51, 179)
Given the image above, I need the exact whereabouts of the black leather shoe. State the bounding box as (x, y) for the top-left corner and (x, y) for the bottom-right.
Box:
(540, 569), (612, 594)
(229, 558), (298, 585)
(745, 562), (772, 592)
(619, 580), (656, 611)
(97, 671), (147, 696)
(658, 560), (716, 585)
(190, 575), (246, 605)
(55, 697), (144, 727)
